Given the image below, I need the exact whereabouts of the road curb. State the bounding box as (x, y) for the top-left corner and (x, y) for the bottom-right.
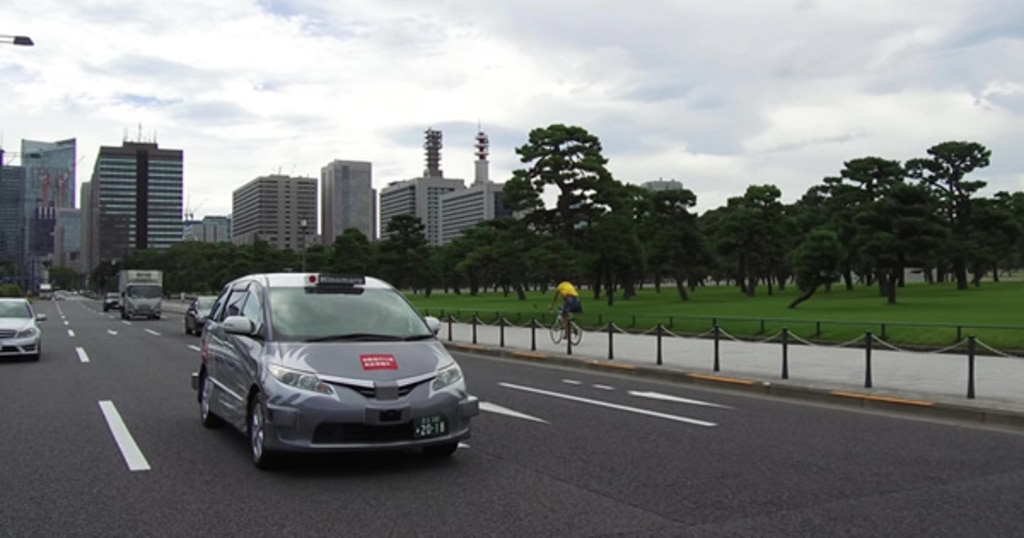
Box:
(444, 342), (1024, 430)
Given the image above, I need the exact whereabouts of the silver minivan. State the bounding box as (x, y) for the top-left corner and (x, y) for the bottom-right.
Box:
(190, 273), (479, 469)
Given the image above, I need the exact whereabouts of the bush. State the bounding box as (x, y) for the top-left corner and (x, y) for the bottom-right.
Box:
(0, 283), (24, 298)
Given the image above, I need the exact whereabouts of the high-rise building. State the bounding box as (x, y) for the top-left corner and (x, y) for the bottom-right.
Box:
(439, 128), (511, 244)
(321, 160), (376, 243)
(80, 181), (96, 276)
(56, 208), (81, 272)
(87, 140), (184, 263)
(20, 138), (76, 286)
(231, 175), (316, 251)
(184, 215), (232, 243)
(0, 155), (25, 278)
(378, 129), (465, 245)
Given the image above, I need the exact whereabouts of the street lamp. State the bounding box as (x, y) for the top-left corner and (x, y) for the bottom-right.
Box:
(299, 218), (308, 272)
(0, 35), (34, 46)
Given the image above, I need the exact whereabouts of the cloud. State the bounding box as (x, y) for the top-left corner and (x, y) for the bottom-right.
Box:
(0, 0), (1022, 224)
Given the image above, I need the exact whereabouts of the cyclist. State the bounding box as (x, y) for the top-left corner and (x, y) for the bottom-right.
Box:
(548, 279), (583, 340)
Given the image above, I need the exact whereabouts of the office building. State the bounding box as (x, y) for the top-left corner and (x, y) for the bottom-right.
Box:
(0, 154), (25, 277)
(439, 128), (511, 244)
(231, 175), (316, 251)
(321, 160), (376, 243)
(21, 138), (76, 286)
(55, 208), (81, 272)
(86, 140), (184, 263)
(184, 215), (232, 243)
(378, 129), (465, 245)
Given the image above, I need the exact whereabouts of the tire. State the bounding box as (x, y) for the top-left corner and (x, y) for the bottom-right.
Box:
(570, 323), (583, 346)
(423, 442), (458, 459)
(549, 319), (563, 344)
(185, 319), (192, 335)
(198, 373), (223, 429)
(248, 396), (279, 470)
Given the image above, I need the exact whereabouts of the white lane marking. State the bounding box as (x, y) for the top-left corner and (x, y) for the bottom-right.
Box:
(76, 347), (90, 363)
(144, 329), (161, 336)
(63, 320), (69, 326)
(628, 390), (733, 409)
(499, 382), (717, 428)
(67, 329), (76, 337)
(593, 384), (614, 391)
(458, 442), (470, 449)
(107, 330), (118, 336)
(187, 345), (201, 352)
(562, 379), (582, 385)
(479, 401), (549, 424)
(122, 321), (131, 326)
(98, 401), (151, 472)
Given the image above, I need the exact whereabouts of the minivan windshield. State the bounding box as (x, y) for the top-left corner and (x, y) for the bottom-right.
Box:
(269, 287), (432, 342)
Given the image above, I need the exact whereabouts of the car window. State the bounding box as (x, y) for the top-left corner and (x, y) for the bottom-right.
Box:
(223, 288), (249, 320)
(240, 287), (265, 332)
(0, 301), (32, 318)
(268, 287), (431, 341)
(209, 287), (229, 321)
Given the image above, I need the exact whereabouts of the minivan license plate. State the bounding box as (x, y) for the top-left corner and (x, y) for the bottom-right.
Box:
(413, 416), (447, 439)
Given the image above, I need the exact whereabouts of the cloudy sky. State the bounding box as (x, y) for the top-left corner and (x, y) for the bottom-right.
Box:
(2, 0), (1023, 223)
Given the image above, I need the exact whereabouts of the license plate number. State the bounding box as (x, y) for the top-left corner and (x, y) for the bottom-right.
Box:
(413, 416), (447, 439)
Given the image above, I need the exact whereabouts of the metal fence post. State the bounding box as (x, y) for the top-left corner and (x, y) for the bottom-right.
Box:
(656, 323), (664, 366)
(781, 327), (789, 379)
(566, 320), (573, 356)
(607, 322), (614, 360)
(864, 331), (873, 388)
(713, 324), (721, 372)
(967, 336), (976, 399)
(530, 318), (537, 351)
(499, 317), (506, 347)
(447, 314), (453, 342)
(472, 314), (478, 344)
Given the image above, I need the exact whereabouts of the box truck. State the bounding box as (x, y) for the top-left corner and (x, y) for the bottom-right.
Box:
(118, 270), (164, 320)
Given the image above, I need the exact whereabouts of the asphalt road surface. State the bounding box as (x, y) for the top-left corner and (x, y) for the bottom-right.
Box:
(2, 298), (1024, 537)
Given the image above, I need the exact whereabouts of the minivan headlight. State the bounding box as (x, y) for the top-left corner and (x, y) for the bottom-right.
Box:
(267, 365), (333, 394)
(432, 362), (464, 390)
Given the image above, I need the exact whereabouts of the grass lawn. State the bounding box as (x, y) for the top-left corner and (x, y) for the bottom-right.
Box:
(405, 281), (1024, 351)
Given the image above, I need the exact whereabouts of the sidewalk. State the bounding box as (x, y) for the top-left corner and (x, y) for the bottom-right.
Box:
(437, 319), (1024, 419)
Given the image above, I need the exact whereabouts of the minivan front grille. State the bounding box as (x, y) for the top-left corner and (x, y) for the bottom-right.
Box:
(327, 377), (433, 400)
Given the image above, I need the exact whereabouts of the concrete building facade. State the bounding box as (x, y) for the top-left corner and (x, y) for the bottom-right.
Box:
(231, 175), (317, 251)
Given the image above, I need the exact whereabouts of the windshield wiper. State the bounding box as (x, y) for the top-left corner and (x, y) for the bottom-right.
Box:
(303, 333), (404, 342)
(402, 334), (435, 341)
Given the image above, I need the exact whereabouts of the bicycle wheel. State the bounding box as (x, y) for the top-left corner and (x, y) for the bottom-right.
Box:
(570, 322), (583, 345)
(550, 320), (563, 344)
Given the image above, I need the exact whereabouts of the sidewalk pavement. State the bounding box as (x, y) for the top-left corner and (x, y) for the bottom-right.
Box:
(436, 319), (1024, 428)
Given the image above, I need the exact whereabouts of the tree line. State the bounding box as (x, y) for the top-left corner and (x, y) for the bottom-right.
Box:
(72, 124), (1022, 309)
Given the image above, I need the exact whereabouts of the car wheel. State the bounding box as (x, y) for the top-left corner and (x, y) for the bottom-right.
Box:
(198, 373), (223, 428)
(248, 397), (279, 470)
(423, 442), (459, 459)
(185, 320), (192, 335)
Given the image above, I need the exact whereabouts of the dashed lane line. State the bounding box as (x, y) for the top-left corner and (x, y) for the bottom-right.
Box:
(98, 401), (151, 472)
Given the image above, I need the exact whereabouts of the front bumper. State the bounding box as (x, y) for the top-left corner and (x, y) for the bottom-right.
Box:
(0, 336), (41, 357)
(260, 385), (480, 453)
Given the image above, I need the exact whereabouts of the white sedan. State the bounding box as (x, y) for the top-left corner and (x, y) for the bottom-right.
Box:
(0, 298), (47, 361)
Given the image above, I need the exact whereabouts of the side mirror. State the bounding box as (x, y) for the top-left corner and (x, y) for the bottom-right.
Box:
(36, 313), (47, 322)
(221, 315), (256, 336)
(424, 316), (441, 335)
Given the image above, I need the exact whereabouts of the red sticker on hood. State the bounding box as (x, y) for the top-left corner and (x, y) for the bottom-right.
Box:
(360, 354), (397, 370)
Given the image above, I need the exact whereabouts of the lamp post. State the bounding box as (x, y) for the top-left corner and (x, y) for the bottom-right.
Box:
(0, 35), (34, 46)
(299, 218), (308, 272)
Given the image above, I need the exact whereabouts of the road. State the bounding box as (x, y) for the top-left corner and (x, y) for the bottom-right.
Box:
(2, 298), (1023, 537)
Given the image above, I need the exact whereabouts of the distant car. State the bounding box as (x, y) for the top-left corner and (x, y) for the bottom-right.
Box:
(0, 298), (47, 361)
(102, 292), (121, 312)
(185, 295), (217, 336)
(191, 273), (479, 469)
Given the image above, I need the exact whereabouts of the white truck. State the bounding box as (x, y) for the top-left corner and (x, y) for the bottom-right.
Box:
(118, 270), (164, 320)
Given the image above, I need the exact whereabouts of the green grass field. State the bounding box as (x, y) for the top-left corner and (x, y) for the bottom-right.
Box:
(406, 281), (1024, 351)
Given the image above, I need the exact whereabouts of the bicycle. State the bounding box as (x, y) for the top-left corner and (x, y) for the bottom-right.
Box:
(550, 314), (583, 346)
